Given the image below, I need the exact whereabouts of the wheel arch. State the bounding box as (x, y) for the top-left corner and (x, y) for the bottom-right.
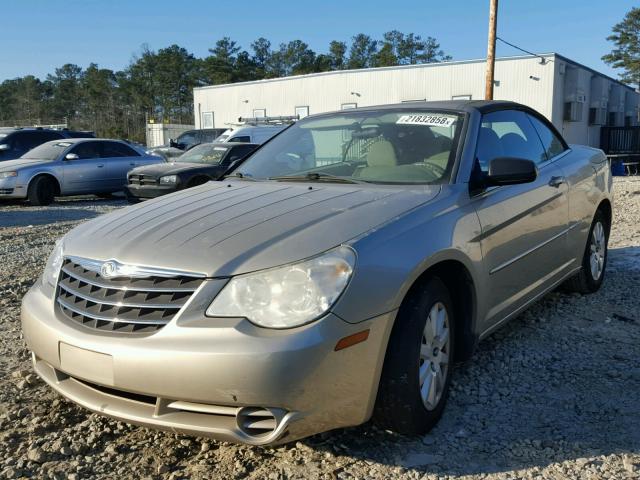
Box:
(399, 257), (478, 362)
(28, 172), (61, 196)
(596, 198), (612, 233)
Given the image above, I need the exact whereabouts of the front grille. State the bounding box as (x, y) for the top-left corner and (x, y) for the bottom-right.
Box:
(56, 259), (204, 333)
(128, 174), (157, 186)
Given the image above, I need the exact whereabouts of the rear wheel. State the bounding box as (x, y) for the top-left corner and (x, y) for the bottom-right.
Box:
(564, 210), (609, 294)
(375, 277), (454, 435)
(27, 176), (56, 206)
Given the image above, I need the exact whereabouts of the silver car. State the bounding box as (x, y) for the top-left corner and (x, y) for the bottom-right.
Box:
(0, 138), (163, 205)
(21, 101), (612, 445)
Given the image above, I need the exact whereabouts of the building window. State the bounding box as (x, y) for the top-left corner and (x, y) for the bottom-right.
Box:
(341, 103), (357, 110)
(253, 109), (266, 118)
(452, 94), (472, 100)
(295, 106), (309, 119)
(202, 112), (214, 129)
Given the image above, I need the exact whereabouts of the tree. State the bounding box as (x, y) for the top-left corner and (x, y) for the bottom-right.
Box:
(375, 31), (451, 67)
(251, 37), (274, 78)
(204, 37), (242, 85)
(602, 7), (640, 88)
(348, 34), (378, 69)
(273, 40), (317, 76)
(328, 41), (348, 70)
(47, 64), (83, 125)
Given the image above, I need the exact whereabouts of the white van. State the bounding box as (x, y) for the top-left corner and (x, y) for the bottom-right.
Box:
(217, 125), (288, 144)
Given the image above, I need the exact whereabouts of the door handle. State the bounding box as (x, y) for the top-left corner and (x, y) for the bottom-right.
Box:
(129, 162), (136, 166)
(548, 176), (566, 188)
(97, 164), (105, 168)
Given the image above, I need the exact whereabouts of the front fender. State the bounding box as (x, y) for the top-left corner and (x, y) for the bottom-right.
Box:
(333, 186), (483, 325)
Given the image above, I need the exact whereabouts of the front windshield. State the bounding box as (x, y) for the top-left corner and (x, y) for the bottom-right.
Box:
(177, 144), (229, 164)
(21, 141), (72, 161)
(235, 109), (463, 184)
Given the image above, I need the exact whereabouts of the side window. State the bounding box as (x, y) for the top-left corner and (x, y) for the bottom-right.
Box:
(102, 142), (139, 157)
(177, 132), (197, 145)
(226, 146), (254, 164)
(11, 132), (38, 150)
(229, 135), (251, 143)
(26, 131), (64, 148)
(475, 110), (547, 172)
(70, 142), (101, 159)
(527, 114), (567, 160)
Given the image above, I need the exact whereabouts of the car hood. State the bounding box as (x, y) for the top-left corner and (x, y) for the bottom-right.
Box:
(65, 181), (441, 277)
(130, 162), (218, 177)
(0, 158), (51, 171)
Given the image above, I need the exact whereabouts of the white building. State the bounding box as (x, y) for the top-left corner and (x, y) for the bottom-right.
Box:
(193, 53), (639, 148)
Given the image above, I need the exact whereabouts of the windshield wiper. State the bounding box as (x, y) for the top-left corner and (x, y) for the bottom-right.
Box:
(268, 172), (366, 184)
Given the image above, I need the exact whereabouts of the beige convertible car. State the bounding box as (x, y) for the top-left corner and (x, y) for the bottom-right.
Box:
(22, 101), (612, 445)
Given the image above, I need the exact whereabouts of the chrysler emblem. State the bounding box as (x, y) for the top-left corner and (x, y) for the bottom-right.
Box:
(100, 261), (117, 279)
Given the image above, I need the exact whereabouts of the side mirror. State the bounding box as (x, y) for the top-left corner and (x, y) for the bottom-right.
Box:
(169, 139), (178, 148)
(0, 144), (9, 152)
(486, 157), (537, 186)
(65, 153), (79, 161)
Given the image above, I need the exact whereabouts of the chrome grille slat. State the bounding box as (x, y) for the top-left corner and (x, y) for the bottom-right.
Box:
(60, 266), (198, 292)
(58, 282), (184, 309)
(57, 297), (171, 325)
(56, 258), (204, 333)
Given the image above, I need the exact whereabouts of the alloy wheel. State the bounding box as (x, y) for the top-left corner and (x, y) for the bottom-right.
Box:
(589, 221), (606, 281)
(419, 301), (450, 410)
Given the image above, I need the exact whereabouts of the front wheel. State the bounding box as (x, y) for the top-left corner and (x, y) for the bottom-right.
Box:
(27, 176), (56, 206)
(374, 276), (454, 435)
(564, 210), (609, 294)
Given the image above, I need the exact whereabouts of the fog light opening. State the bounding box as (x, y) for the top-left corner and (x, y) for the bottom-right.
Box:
(236, 407), (283, 438)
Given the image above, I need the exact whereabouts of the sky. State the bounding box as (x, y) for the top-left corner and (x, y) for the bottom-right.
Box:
(0, 0), (635, 82)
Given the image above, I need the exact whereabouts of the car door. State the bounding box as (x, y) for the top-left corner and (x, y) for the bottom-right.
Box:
(61, 141), (107, 193)
(100, 141), (142, 190)
(472, 109), (570, 328)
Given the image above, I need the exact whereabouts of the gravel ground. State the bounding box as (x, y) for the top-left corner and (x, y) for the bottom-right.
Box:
(1, 183), (639, 480)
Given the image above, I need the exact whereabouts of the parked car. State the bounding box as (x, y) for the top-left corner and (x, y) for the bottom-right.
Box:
(22, 101), (612, 446)
(216, 124), (288, 144)
(0, 127), (95, 162)
(147, 128), (227, 161)
(125, 142), (258, 202)
(0, 138), (162, 205)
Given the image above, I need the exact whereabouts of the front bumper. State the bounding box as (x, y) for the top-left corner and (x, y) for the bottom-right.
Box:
(124, 184), (178, 200)
(21, 282), (395, 445)
(0, 176), (25, 198)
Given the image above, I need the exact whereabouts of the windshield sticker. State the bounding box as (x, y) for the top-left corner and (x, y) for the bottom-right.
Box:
(396, 115), (456, 127)
(213, 147), (227, 151)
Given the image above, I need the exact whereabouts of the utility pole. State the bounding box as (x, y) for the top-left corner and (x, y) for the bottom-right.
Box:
(485, 0), (498, 100)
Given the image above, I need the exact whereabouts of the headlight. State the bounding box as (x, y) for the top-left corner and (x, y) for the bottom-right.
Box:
(43, 239), (64, 287)
(206, 246), (355, 328)
(0, 171), (17, 178)
(160, 175), (177, 184)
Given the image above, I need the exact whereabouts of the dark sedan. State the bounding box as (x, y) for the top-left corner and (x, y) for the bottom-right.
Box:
(124, 142), (258, 202)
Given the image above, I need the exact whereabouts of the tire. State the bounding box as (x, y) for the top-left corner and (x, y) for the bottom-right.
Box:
(375, 276), (455, 435)
(27, 176), (56, 206)
(563, 210), (609, 294)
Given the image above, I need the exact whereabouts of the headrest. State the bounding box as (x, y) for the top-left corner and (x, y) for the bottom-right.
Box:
(366, 140), (398, 167)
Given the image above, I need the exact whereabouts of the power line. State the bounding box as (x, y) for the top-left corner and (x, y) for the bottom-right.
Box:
(496, 37), (551, 64)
